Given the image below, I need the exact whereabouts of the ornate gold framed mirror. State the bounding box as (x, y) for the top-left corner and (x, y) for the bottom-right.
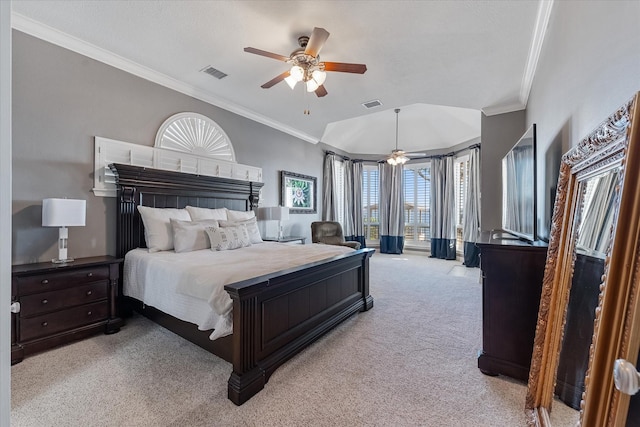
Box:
(526, 92), (640, 426)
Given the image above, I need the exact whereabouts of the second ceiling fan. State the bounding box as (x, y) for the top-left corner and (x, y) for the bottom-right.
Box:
(385, 109), (426, 165)
(244, 27), (367, 97)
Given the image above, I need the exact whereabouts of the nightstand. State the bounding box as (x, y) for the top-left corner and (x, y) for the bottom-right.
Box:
(11, 256), (123, 364)
(263, 236), (307, 244)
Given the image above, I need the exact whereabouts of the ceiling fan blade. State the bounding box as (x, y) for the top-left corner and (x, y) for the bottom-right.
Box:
(244, 47), (289, 62)
(305, 27), (330, 57)
(323, 61), (367, 74)
(261, 71), (290, 89)
(405, 152), (427, 157)
(315, 85), (328, 97)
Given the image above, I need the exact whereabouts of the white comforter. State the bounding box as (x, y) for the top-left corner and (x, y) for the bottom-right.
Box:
(124, 242), (354, 340)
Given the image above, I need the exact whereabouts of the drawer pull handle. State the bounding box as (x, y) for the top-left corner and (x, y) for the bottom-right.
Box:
(41, 299), (48, 305)
(41, 279), (49, 284)
(86, 291), (92, 296)
(41, 321), (48, 327)
(87, 311), (92, 316)
(87, 273), (93, 277)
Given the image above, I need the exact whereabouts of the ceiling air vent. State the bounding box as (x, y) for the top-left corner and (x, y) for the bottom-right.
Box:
(362, 99), (382, 109)
(200, 65), (228, 80)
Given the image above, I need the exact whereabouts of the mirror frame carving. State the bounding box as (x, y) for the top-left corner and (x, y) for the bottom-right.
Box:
(526, 92), (640, 426)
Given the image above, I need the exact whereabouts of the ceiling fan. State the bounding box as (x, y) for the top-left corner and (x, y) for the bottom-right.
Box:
(244, 27), (367, 98)
(385, 109), (425, 165)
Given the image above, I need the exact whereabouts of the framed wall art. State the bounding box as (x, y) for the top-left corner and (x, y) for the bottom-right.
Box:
(280, 170), (317, 214)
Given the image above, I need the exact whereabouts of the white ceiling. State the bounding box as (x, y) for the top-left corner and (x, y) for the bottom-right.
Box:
(11, 0), (551, 156)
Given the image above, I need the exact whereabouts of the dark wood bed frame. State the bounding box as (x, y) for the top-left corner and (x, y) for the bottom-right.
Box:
(110, 163), (374, 405)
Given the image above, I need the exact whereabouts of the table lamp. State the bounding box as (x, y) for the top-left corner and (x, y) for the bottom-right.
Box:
(42, 198), (86, 263)
(258, 206), (290, 239)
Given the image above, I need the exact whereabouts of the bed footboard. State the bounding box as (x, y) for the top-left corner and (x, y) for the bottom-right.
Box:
(225, 248), (374, 405)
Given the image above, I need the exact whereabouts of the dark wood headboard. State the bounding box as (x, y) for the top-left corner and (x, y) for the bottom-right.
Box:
(109, 163), (264, 258)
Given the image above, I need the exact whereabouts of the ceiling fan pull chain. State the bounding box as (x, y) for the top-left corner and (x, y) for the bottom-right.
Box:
(303, 84), (311, 115)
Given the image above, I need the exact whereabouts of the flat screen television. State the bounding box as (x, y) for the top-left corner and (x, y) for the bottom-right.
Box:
(501, 124), (537, 242)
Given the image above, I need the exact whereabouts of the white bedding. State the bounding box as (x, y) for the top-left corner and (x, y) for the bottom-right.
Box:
(124, 242), (354, 340)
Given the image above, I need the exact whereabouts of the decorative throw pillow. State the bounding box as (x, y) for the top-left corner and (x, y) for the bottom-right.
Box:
(137, 206), (191, 252)
(225, 208), (256, 222)
(170, 219), (220, 253)
(218, 218), (263, 244)
(205, 225), (252, 251)
(185, 206), (228, 221)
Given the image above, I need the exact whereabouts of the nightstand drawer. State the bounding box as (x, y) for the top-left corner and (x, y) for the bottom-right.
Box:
(15, 266), (110, 295)
(20, 281), (109, 316)
(20, 301), (109, 342)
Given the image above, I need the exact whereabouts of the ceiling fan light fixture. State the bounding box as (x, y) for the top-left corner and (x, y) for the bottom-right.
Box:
(306, 78), (320, 92)
(387, 157), (397, 166)
(290, 65), (304, 82)
(311, 69), (326, 85)
(396, 155), (409, 165)
(284, 75), (297, 90)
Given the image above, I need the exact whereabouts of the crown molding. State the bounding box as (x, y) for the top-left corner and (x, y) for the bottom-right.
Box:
(11, 13), (319, 144)
(481, 102), (526, 117)
(520, 0), (554, 108)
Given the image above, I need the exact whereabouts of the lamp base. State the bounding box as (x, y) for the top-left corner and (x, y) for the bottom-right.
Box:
(51, 257), (74, 264)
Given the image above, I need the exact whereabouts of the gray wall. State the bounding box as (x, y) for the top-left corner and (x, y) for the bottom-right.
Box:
(526, 0), (640, 241)
(480, 110), (526, 232)
(12, 31), (325, 265)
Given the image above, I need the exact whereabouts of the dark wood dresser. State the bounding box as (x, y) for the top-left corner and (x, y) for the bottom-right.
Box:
(476, 230), (548, 381)
(11, 256), (123, 364)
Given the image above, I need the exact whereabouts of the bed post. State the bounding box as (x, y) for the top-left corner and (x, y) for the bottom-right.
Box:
(226, 284), (266, 405)
(361, 249), (375, 311)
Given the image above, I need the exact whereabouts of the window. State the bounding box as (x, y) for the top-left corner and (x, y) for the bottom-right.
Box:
(403, 163), (430, 246)
(360, 154), (472, 250)
(454, 155), (470, 250)
(362, 165), (379, 241)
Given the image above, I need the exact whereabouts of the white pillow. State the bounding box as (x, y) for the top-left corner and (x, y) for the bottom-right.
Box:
(219, 218), (263, 244)
(171, 219), (220, 253)
(137, 206), (191, 252)
(226, 208), (256, 222)
(205, 225), (252, 251)
(185, 206), (228, 221)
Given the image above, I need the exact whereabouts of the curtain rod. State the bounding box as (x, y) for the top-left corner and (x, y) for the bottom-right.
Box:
(410, 143), (481, 161)
(326, 143), (480, 164)
(324, 151), (363, 162)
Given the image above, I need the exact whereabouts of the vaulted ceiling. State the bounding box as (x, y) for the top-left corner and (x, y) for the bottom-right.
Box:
(11, 0), (552, 156)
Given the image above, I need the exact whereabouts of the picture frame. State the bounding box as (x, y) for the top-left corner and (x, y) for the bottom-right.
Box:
(280, 170), (317, 214)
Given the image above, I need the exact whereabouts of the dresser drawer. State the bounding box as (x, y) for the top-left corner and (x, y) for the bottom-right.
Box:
(20, 301), (109, 342)
(19, 281), (109, 317)
(15, 266), (110, 295)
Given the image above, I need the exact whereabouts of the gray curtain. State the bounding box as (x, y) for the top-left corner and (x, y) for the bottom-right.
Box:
(430, 156), (457, 259)
(322, 153), (338, 221)
(379, 162), (404, 254)
(462, 147), (481, 267)
(343, 160), (366, 247)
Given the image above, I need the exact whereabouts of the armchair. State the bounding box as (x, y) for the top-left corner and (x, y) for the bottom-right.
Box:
(311, 221), (361, 250)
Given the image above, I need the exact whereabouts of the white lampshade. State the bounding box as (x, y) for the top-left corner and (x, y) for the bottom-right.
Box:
(312, 69), (326, 85)
(284, 75), (298, 90)
(290, 65), (304, 82)
(258, 206), (290, 221)
(397, 155), (409, 165)
(42, 198), (86, 227)
(306, 78), (319, 93)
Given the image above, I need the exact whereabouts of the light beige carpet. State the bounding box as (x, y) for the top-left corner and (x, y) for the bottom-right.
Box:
(11, 253), (579, 426)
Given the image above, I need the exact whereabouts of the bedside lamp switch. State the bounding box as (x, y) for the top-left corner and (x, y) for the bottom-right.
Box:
(10, 302), (21, 313)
